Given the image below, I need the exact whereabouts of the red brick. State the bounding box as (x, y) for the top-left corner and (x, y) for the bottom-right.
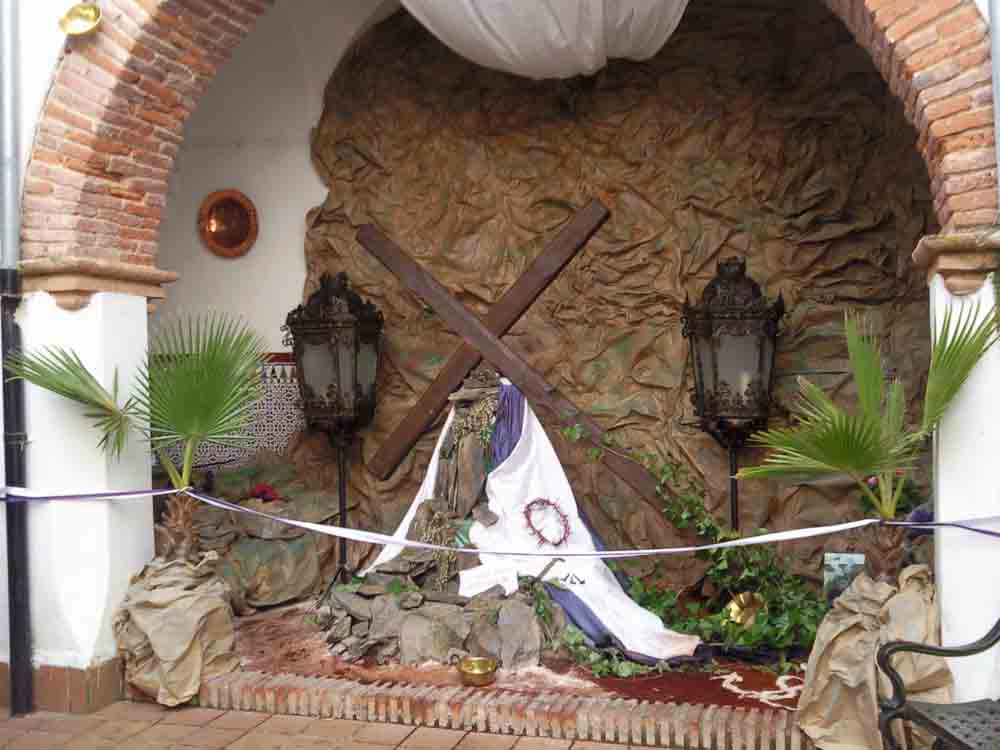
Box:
(938, 6), (985, 38)
(951, 208), (997, 227)
(930, 106), (993, 138)
(886, 0), (963, 45)
(948, 187), (998, 211)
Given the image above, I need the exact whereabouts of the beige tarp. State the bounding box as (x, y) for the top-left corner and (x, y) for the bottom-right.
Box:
(797, 565), (952, 750)
(113, 558), (240, 707)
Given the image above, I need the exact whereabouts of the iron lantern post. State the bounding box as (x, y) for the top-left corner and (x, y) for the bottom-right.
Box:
(681, 257), (784, 530)
(283, 272), (384, 583)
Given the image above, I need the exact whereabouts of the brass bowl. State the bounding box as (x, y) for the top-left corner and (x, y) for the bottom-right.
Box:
(59, 3), (102, 36)
(458, 656), (498, 687)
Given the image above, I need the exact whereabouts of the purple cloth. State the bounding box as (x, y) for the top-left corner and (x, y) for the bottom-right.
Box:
(490, 381), (525, 467)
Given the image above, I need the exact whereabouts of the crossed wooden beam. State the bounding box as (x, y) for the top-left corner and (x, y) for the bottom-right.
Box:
(357, 199), (664, 509)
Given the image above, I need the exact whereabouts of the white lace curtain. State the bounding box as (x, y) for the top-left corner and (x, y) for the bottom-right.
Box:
(398, 0), (691, 80)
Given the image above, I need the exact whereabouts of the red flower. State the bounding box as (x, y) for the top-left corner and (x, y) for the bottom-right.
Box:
(249, 482), (279, 502)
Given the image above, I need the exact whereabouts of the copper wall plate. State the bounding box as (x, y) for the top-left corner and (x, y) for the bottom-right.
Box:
(197, 189), (259, 258)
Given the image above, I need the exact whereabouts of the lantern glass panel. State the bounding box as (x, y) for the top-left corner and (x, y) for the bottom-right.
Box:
(334, 324), (357, 414)
(300, 341), (337, 404)
(357, 335), (379, 403)
(693, 333), (715, 409)
(717, 332), (761, 414)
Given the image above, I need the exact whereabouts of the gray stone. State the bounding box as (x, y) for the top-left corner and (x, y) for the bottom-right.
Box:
(399, 614), (464, 665)
(422, 591), (468, 606)
(357, 584), (387, 598)
(465, 622), (501, 659)
(348, 637), (378, 660)
(326, 615), (352, 644)
(397, 591), (425, 609)
(472, 504), (499, 527)
(315, 604), (336, 630)
(368, 596), (407, 642)
(351, 621), (370, 638)
(376, 640), (400, 664)
(420, 602), (471, 641)
(326, 590), (372, 621)
(497, 599), (542, 670)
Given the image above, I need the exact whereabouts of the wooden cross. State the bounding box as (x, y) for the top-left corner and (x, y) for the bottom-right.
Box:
(357, 213), (665, 510)
(368, 199), (610, 480)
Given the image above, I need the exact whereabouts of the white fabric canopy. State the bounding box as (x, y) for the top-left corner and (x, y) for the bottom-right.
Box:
(398, 0), (691, 80)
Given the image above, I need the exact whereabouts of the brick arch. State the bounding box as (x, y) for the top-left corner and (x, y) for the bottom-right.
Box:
(20, 0), (997, 307)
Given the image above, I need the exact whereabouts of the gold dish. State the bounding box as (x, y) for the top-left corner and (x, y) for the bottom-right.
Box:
(725, 592), (766, 627)
(60, 4), (102, 36)
(458, 656), (498, 687)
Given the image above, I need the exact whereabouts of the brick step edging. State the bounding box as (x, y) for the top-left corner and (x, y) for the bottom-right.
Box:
(198, 670), (816, 749)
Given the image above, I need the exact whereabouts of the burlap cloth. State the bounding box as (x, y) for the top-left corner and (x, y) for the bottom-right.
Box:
(113, 557), (239, 707)
(798, 565), (952, 750)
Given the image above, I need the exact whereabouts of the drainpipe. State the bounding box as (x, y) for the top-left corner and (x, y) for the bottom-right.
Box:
(1, 0), (32, 717)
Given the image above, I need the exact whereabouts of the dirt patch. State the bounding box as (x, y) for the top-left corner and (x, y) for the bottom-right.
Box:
(234, 605), (802, 712)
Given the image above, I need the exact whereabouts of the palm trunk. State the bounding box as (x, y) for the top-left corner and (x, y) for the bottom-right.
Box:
(158, 492), (201, 562)
(859, 524), (908, 583)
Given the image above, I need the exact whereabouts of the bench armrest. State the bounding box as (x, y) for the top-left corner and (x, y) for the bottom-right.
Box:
(877, 616), (1000, 710)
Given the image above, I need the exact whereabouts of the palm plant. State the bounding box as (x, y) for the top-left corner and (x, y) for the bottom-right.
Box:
(737, 305), (998, 579)
(5, 313), (266, 560)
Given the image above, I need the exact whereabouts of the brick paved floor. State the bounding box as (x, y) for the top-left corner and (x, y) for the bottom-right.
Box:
(0, 703), (627, 750)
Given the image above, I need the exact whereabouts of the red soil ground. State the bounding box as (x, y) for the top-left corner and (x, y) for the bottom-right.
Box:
(234, 604), (802, 712)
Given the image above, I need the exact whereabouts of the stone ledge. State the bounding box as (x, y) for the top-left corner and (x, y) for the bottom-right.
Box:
(197, 670), (816, 749)
(19, 257), (179, 310)
(913, 229), (1000, 295)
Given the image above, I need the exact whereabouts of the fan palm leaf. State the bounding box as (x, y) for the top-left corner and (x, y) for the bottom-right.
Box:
(131, 313), (266, 487)
(738, 304), (998, 519)
(4, 347), (134, 458)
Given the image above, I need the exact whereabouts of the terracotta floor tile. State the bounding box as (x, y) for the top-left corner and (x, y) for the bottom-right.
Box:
(255, 716), (313, 736)
(281, 737), (341, 750)
(570, 743), (624, 750)
(162, 708), (228, 726)
(94, 702), (166, 721)
(135, 722), (201, 744)
(35, 717), (106, 736)
(515, 739), (572, 750)
(400, 727), (467, 749)
(5, 731), (75, 748)
(60, 735), (118, 750)
(353, 723), (414, 746)
(209, 712), (270, 732)
(87, 719), (158, 742)
(456, 734), (520, 750)
(301, 719), (365, 740)
(0, 727), (29, 745)
(224, 733), (292, 750)
(0, 718), (43, 732)
(176, 727), (249, 748)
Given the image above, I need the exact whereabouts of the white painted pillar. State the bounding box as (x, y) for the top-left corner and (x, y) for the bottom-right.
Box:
(931, 274), (1000, 701)
(16, 291), (152, 671)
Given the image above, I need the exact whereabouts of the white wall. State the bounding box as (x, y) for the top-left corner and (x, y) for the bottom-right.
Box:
(931, 274), (1000, 701)
(17, 292), (153, 670)
(154, 0), (398, 351)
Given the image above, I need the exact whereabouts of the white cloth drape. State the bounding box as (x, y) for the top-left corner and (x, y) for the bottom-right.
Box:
(398, 0), (691, 80)
(365, 396), (700, 661)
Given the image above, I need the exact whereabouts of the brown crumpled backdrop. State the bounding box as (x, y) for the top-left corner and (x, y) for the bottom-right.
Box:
(300, 0), (935, 588)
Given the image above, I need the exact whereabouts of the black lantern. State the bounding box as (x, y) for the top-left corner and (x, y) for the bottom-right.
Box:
(681, 257), (784, 530)
(283, 272), (384, 581)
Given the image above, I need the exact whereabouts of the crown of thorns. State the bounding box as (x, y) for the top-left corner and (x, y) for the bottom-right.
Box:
(523, 497), (571, 547)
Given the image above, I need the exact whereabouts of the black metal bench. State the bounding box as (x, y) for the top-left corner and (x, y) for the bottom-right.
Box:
(877, 617), (1000, 749)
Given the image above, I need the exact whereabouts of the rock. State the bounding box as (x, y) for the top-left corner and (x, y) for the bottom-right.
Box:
(376, 640), (400, 664)
(397, 591), (425, 609)
(421, 603), (471, 641)
(327, 615), (352, 643)
(330, 642), (347, 656)
(368, 597), (406, 642)
(326, 590), (373, 621)
(422, 591), (468, 606)
(357, 584), (387, 597)
(399, 614), (464, 665)
(469, 585), (506, 603)
(497, 599), (542, 670)
(236, 499), (308, 541)
(465, 622), (501, 659)
(352, 621), (370, 638)
(315, 604), (336, 630)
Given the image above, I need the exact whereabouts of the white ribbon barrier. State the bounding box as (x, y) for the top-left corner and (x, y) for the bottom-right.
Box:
(4, 485), (1000, 560)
